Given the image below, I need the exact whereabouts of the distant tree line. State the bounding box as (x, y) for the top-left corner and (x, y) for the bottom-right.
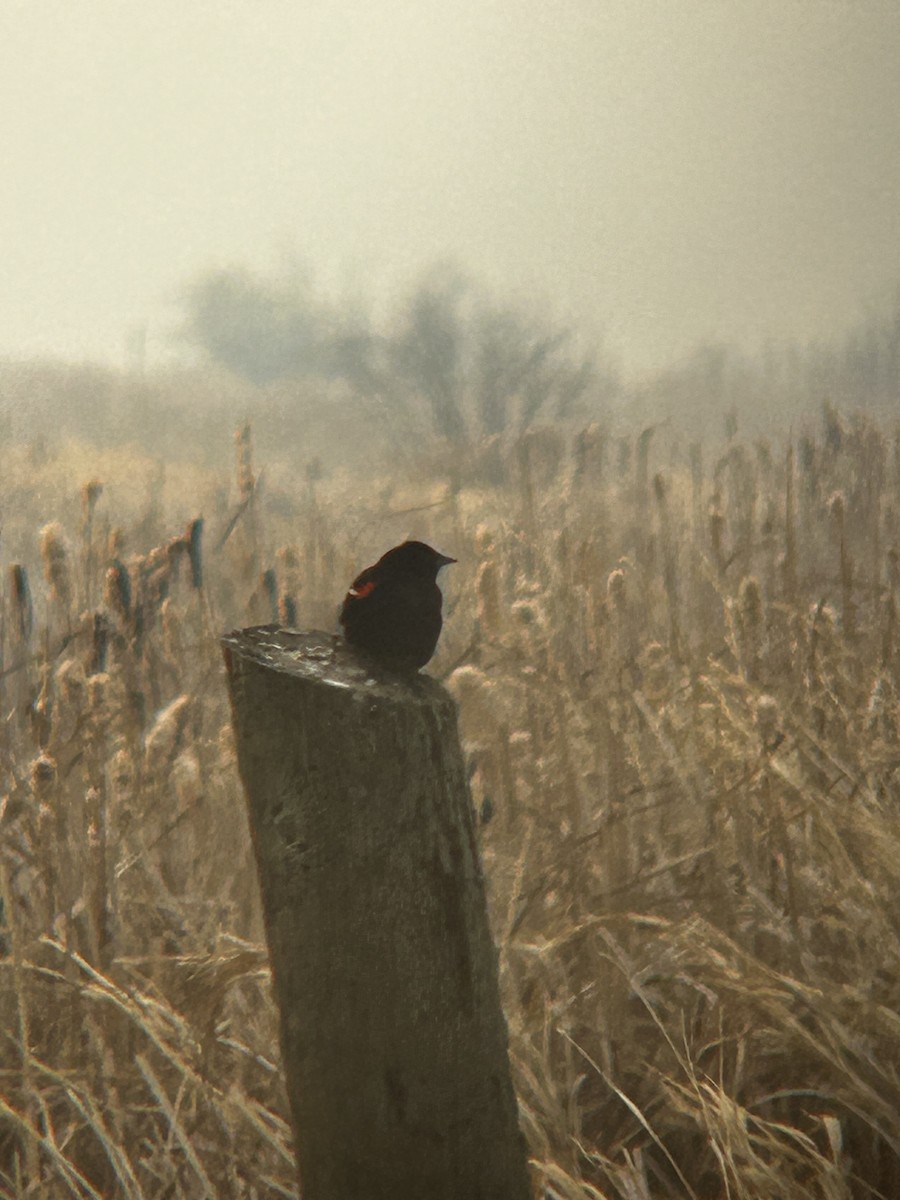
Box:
(629, 289), (900, 439)
(180, 262), (900, 446)
(178, 262), (621, 442)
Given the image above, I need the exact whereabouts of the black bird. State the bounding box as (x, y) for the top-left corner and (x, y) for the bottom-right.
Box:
(340, 540), (456, 672)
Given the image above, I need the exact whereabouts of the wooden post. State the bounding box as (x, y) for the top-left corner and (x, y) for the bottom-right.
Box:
(222, 626), (531, 1200)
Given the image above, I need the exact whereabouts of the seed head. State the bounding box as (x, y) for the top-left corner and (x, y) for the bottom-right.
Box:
(738, 576), (764, 628)
(755, 695), (781, 749)
(30, 753), (57, 796)
(40, 522), (72, 611)
(606, 567), (627, 610)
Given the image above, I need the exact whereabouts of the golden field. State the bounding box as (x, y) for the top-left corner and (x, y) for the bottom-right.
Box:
(1, 379), (899, 1198)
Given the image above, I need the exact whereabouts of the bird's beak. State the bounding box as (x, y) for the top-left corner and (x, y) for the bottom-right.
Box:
(438, 554), (457, 567)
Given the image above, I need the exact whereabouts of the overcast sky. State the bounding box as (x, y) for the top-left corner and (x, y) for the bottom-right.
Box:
(2, 0), (899, 377)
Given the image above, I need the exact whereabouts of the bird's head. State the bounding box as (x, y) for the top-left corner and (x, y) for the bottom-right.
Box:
(381, 540), (456, 579)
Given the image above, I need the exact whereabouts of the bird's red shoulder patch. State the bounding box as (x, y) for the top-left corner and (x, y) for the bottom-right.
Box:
(349, 580), (377, 599)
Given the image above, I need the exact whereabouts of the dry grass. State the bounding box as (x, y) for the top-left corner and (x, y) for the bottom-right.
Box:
(1, 407), (900, 1198)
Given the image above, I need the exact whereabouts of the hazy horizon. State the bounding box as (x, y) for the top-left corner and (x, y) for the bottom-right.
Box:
(3, 0), (900, 380)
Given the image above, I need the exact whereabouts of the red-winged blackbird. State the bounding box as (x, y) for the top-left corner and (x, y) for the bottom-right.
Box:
(340, 541), (456, 672)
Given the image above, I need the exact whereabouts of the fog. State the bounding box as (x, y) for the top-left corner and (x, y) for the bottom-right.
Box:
(2, 0), (899, 378)
(5, 13), (900, 1195)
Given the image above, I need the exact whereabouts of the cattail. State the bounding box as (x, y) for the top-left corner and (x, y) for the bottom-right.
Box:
(829, 491), (855, 638)
(140, 541), (179, 616)
(573, 422), (604, 488)
(448, 662), (511, 830)
(261, 568), (279, 622)
(160, 597), (180, 660)
(40, 522), (72, 612)
(81, 479), (103, 525)
(232, 424), (261, 581)
(639, 640), (670, 702)
(616, 436), (631, 478)
(759, 496), (776, 538)
(822, 400), (844, 455)
(277, 544), (300, 572)
(510, 597), (549, 672)
(173, 749), (203, 808)
(874, 669), (899, 747)
(30, 681), (52, 747)
(447, 665), (494, 743)
(235, 423), (255, 501)
(474, 523), (495, 557)
(828, 490), (844, 524)
(276, 543), (300, 594)
(476, 556), (502, 638)
(510, 598), (544, 629)
(104, 559), (132, 621)
(653, 472), (681, 655)
(274, 546), (300, 627)
(56, 658), (86, 707)
(689, 442), (703, 529)
(755, 694), (781, 751)
(738, 575), (763, 629)
(30, 752), (57, 797)
(87, 672), (110, 715)
(808, 600), (838, 680)
(186, 518), (204, 590)
(81, 479), (104, 608)
(54, 653), (89, 750)
(783, 443), (797, 601)
(507, 729), (532, 760)
(798, 435), (816, 478)
(603, 564), (632, 680)
(737, 576), (765, 683)
(317, 525), (336, 589)
(107, 527), (125, 558)
(169, 535), (187, 583)
(130, 601), (145, 654)
(515, 436), (537, 578)
(810, 600), (837, 634)
(728, 445), (756, 554)
(517, 427), (563, 491)
(144, 695), (191, 773)
(90, 612), (110, 675)
(108, 744), (132, 792)
(82, 781), (113, 967)
(278, 591), (298, 626)
(606, 566), (627, 611)
(636, 426), (654, 503)
(307, 456), (324, 583)
(709, 499), (726, 577)
(218, 720), (237, 767)
(10, 564), (33, 640)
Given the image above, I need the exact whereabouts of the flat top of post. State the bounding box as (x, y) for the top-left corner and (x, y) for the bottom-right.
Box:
(221, 625), (449, 706)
